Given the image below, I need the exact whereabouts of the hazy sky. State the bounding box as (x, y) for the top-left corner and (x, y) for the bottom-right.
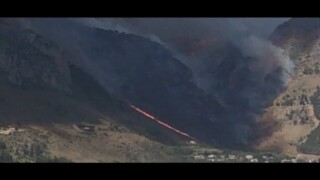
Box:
(74, 18), (290, 56)
(77, 18), (289, 39)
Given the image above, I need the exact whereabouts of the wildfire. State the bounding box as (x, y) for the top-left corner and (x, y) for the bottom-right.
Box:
(130, 105), (197, 141)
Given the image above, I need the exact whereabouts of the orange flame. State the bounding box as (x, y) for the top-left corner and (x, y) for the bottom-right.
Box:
(130, 105), (197, 141)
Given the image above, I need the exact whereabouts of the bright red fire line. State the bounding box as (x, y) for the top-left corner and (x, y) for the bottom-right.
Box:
(130, 105), (197, 141)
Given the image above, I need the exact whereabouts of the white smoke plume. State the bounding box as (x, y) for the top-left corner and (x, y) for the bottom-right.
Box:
(72, 18), (134, 34)
(237, 35), (295, 85)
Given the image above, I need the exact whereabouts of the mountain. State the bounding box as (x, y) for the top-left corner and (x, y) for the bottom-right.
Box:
(1, 18), (248, 162)
(22, 18), (236, 147)
(0, 19), (71, 93)
(0, 19), (203, 162)
(0, 18), (295, 149)
(271, 18), (320, 61)
(3, 18), (319, 162)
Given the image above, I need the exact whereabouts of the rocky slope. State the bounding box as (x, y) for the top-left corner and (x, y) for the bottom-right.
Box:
(255, 18), (320, 158)
(0, 19), (71, 93)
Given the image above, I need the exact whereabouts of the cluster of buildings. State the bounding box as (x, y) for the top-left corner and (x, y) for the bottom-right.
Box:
(193, 153), (257, 162)
(192, 152), (319, 163)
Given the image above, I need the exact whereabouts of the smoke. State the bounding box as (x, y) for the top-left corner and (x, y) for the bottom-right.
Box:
(228, 35), (294, 144)
(237, 35), (294, 84)
(72, 18), (169, 46)
(72, 18), (133, 34)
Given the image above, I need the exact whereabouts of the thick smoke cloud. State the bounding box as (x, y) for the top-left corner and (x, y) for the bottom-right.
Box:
(237, 35), (294, 84)
(228, 35), (294, 144)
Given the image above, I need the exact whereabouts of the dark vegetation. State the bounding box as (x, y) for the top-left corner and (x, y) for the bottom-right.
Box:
(298, 126), (320, 154)
(311, 86), (320, 120)
(0, 141), (12, 162)
(298, 87), (320, 154)
(35, 155), (70, 162)
(303, 66), (320, 75)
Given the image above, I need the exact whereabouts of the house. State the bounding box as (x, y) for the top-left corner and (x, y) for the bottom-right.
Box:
(189, 140), (197, 145)
(250, 158), (259, 163)
(208, 154), (216, 159)
(228, 155), (236, 160)
(291, 159), (297, 163)
(0, 127), (16, 135)
(194, 155), (205, 160)
(17, 129), (25, 132)
(245, 155), (253, 160)
(281, 159), (291, 163)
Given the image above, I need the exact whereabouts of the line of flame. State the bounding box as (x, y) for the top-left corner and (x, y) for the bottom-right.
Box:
(130, 105), (197, 141)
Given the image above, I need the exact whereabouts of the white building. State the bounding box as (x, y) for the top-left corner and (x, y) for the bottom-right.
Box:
(194, 155), (205, 160)
(291, 159), (298, 163)
(228, 155), (236, 160)
(281, 159), (291, 163)
(245, 155), (253, 160)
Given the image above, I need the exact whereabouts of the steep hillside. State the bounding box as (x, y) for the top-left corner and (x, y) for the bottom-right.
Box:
(0, 19), (71, 93)
(255, 18), (320, 160)
(271, 18), (320, 60)
(0, 62), (198, 162)
(0, 19), (201, 162)
(24, 18), (232, 147)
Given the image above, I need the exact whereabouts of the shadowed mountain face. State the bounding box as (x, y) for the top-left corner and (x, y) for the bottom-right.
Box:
(18, 18), (242, 147)
(0, 19), (71, 93)
(271, 18), (320, 60)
